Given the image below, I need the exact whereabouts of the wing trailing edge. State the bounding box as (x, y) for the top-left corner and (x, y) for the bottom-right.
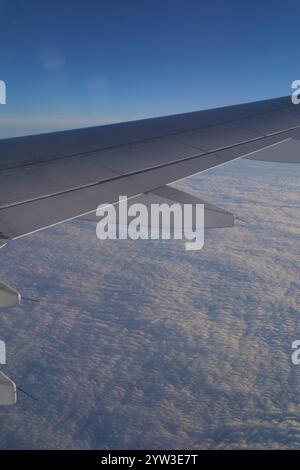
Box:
(243, 137), (300, 163)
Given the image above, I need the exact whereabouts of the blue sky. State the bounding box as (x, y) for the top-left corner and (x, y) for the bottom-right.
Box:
(0, 0), (299, 135)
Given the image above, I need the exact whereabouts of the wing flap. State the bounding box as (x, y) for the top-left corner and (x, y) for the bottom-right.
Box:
(80, 185), (235, 229)
(0, 155), (117, 207)
(152, 186), (234, 229)
(244, 137), (300, 163)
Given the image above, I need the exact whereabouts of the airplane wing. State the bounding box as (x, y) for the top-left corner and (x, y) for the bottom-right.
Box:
(0, 95), (300, 242)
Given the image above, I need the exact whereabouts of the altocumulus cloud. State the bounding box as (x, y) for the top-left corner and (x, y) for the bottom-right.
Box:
(0, 159), (299, 449)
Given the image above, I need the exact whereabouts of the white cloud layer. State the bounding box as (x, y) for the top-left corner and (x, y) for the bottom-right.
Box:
(0, 159), (299, 449)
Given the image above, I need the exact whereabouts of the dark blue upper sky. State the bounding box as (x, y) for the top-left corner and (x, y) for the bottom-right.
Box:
(0, 0), (300, 135)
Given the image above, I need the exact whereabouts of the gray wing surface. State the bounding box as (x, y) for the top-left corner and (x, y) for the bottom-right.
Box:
(0, 95), (300, 241)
